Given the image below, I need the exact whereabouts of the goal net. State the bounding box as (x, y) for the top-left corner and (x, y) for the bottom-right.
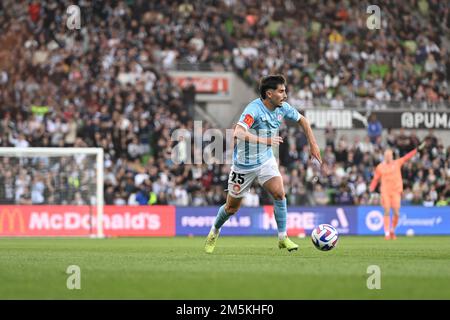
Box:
(0, 148), (104, 238)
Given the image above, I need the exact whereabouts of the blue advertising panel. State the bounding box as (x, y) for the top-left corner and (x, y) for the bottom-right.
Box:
(176, 206), (358, 236)
(358, 206), (450, 235)
(176, 207), (261, 236)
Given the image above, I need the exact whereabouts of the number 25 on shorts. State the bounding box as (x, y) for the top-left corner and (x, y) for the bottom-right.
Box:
(230, 171), (245, 184)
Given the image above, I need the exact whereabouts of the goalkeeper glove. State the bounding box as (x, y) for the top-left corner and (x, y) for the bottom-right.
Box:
(418, 141), (426, 151)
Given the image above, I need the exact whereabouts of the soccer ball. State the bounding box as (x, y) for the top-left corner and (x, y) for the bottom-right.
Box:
(311, 224), (339, 251)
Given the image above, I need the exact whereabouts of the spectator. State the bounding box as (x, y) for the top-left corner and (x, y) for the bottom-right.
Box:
(358, 136), (375, 154)
(182, 78), (196, 118)
(355, 176), (367, 197)
(324, 121), (337, 150)
(31, 175), (45, 204)
(173, 186), (189, 206)
(367, 114), (383, 144)
(73, 192), (86, 205)
(335, 183), (354, 205)
(312, 184), (329, 205)
(19, 187), (32, 205)
(423, 194), (435, 207)
(242, 187), (260, 207)
(135, 185), (150, 205)
(395, 128), (412, 157)
(436, 195), (448, 207)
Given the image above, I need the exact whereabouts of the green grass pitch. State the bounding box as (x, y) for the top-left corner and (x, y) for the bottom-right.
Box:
(1, 236), (449, 299)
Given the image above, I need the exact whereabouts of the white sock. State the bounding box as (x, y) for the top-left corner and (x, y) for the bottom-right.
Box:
(278, 232), (287, 240)
(385, 231), (390, 237)
(211, 226), (220, 235)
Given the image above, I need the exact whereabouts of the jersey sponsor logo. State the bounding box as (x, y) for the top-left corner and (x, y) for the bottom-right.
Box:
(243, 114), (254, 128)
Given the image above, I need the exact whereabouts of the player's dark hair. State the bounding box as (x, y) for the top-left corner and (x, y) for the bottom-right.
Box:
(259, 75), (286, 99)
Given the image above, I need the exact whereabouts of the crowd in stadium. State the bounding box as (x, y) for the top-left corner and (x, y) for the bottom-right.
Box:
(0, 0), (449, 207)
(128, 0), (449, 109)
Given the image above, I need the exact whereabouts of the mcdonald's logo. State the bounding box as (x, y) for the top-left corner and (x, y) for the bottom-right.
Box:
(0, 208), (25, 233)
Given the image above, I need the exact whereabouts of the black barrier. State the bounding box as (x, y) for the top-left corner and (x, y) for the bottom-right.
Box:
(301, 109), (450, 129)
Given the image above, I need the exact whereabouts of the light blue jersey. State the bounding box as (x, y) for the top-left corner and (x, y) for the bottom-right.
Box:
(234, 98), (302, 170)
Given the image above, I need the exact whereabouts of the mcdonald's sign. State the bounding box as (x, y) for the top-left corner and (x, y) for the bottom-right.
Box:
(0, 205), (177, 236)
(0, 208), (25, 234)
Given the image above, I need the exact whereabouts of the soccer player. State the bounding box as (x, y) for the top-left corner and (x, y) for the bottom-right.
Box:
(369, 142), (425, 240)
(204, 75), (322, 253)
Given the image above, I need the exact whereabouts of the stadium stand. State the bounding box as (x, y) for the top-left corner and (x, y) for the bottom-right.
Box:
(0, 0), (449, 207)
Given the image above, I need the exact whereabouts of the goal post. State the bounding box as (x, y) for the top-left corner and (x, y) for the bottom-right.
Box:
(0, 147), (104, 238)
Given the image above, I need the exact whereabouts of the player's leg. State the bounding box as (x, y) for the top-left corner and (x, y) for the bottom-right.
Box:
(260, 158), (298, 251)
(390, 194), (401, 240)
(212, 194), (242, 234)
(205, 167), (254, 253)
(381, 193), (392, 240)
(205, 194), (243, 253)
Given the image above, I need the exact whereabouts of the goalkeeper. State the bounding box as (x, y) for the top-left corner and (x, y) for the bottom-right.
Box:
(369, 141), (426, 240)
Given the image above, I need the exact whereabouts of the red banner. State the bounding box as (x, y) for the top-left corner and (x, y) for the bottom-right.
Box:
(173, 76), (229, 94)
(0, 206), (175, 237)
(104, 206), (175, 237)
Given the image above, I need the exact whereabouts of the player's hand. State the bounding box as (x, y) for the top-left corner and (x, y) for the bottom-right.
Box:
(310, 142), (322, 165)
(418, 141), (426, 151)
(267, 136), (283, 146)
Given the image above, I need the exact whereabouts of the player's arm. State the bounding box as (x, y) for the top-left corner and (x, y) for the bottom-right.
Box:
(398, 141), (425, 165)
(369, 166), (381, 193)
(298, 117), (322, 164)
(234, 124), (283, 145)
